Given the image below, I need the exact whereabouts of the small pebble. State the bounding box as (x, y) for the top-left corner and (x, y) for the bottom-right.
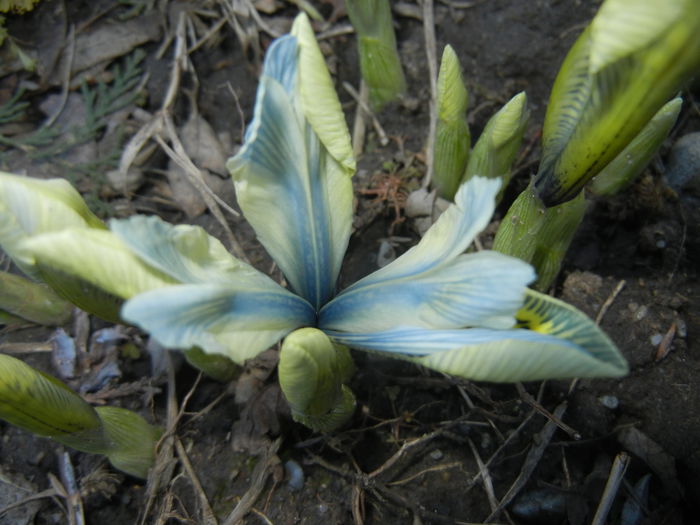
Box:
(106, 167), (144, 194)
(377, 240), (396, 267)
(634, 305), (648, 321)
(599, 395), (619, 410)
(665, 132), (700, 191)
(677, 318), (687, 338)
(430, 449), (443, 461)
(650, 333), (664, 346)
(405, 188), (435, 218)
(51, 328), (77, 380)
(511, 488), (568, 522)
(284, 460), (304, 491)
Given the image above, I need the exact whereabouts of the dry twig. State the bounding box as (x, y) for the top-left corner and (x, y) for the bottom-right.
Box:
(44, 25), (76, 129)
(222, 438), (282, 525)
(485, 401), (568, 521)
(0, 341), (53, 353)
(595, 279), (627, 324)
(139, 352), (179, 525)
(309, 422), (476, 524)
(174, 438), (217, 525)
(57, 452), (85, 525)
(590, 452), (630, 525)
(516, 383), (580, 440)
(467, 438), (498, 513)
(116, 11), (249, 262)
(345, 80), (390, 153)
(420, 0), (438, 189)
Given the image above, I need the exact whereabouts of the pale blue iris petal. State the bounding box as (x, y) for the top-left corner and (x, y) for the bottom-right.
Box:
(228, 29), (353, 309)
(110, 215), (272, 285)
(323, 326), (567, 354)
(262, 35), (298, 95)
(231, 76), (336, 308)
(240, 36), (297, 145)
(320, 251), (534, 332)
(122, 284), (315, 364)
(340, 177), (501, 295)
(324, 326), (627, 381)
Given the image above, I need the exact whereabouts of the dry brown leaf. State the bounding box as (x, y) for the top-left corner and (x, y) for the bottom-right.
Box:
(180, 112), (228, 176)
(617, 426), (683, 500)
(254, 0), (282, 14)
(232, 383), (288, 455)
(48, 14), (162, 85)
(0, 466), (41, 525)
(165, 160), (229, 218)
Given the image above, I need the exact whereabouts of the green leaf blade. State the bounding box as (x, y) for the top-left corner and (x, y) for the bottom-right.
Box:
(0, 173), (105, 276)
(0, 270), (72, 325)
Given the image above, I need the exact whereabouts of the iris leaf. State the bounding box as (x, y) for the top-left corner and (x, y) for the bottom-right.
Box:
(0, 173), (104, 276)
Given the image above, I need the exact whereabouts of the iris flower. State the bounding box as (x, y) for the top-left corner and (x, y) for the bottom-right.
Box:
(0, 15), (626, 431)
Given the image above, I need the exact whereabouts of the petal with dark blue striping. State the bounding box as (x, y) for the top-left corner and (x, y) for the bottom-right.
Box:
(320, 251), (534, 332)
(122, 283), (315, 364)
(227, 30), (353, 309)
(325, 324), (627, 382)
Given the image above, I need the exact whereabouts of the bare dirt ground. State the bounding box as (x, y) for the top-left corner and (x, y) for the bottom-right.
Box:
(1, 1), (699, 524)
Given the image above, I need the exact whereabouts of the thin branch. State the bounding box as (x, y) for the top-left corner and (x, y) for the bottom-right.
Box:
(590, 452), (630, 525)
(485, 402), (568, 521)
(175, 438), (217, 525)
(420, 0), (438, 189)
(222, 438), (281, 525)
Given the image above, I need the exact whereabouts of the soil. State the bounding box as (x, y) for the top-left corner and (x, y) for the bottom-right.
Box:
(1, 1), (699, 524)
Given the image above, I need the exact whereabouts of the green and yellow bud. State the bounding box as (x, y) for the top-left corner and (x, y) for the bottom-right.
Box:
(278, 327), (356, 432)
(345, 0), (406, 109)
(19, 228), (174, 323)
(589, 97), (682, 196)
(433, 45), (471, 200)
(0, 270), (72, 325)
(534, 0), (700, 205)
(0, 172), (105, 277)
(0, 354), (159, 478)
(463, 92), (529, 199)
(92, 406), (161, 478)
